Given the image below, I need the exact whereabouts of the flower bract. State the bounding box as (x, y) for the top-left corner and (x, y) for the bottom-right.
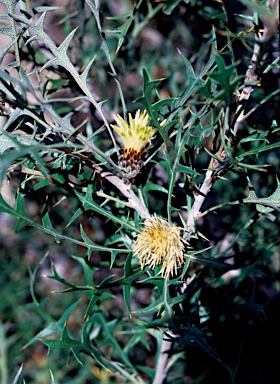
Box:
(111, 109), (157, 179)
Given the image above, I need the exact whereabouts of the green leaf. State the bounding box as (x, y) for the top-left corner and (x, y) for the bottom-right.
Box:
(137, 68), (174, 145)
(0, 192), (129, 253)
(66, 207), (84, 227)
(243, 177), (280, 212)
(13, 190), (28, 233)
(41, 323), (103, 365)
(24, 300), (80, 348)
(143, 181), (168, 195)
(72, 255), (95, 287)
(33, 178), (51, 191)
(111, 11), (134, 53)
(134, 295), (165, 314)
(75, 184), (136, 232)
(239, 131), (269, 144)
(94, 313), (136, 373)
(209, 51), (243, 105)
(123, 252), (133, 312)
(237, 141), (280, 159)
(177, 49), (204, 93)
(47, 262), (94, 293)
(177, 322), (240, 382)
(85, 291), (112, 317)
(170, 47), (216, 120)
(80, 225), (129, 260)
(165, 126), (198, 221)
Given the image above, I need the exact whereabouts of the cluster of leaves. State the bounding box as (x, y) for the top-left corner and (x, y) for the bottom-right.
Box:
(0, 0), (279, 383)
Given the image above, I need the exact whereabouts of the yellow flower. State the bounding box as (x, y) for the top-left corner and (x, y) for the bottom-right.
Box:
(132, 215), (185, 278)
(110, 109), (157, 179)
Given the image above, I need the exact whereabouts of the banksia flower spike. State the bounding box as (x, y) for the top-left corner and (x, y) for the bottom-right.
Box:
(111, 109), (158, 180)
(132, 215), (186, 279)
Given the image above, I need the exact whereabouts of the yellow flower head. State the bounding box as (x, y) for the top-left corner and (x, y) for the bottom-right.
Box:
(111, 109), (158, 179)
(132, 215), (185, 278)
(111, 109), (156, 152)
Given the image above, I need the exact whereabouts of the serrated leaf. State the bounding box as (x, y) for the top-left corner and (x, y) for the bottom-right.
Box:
(40, 57), (63, 72)
(176, 322), (239, 382)
(173, 50), (206, 111)
(209, 51), (243, 105)
(33, 10), (46, 30)
(0, 192), (127, 253)
(80, 225), (129, 260)
(41, 324), (91, 365)
(85, 291), (113, 317)
(24, 300), (80, 348)
(237, 141), (280, 159)
(75, 185), (136, 232)
(114, 12), (134, 53)
(10, 10), (101, 112)
(57, 27), (78, 55)
(165, 126), (198, 221)
(0, 132), (15, 153)
(80, 56), (96, 83)
(243, 178), (280, 212)
(94, 313), (136, 373)
(0, 0), (20, 66)
(66, 207), (84, 227)
(137, 68), (174, 145)
(47, 261), (95, 294)
(42, 321), (112, 372)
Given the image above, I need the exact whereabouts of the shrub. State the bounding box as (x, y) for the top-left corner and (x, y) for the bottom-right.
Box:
(0, 0), (279, 383)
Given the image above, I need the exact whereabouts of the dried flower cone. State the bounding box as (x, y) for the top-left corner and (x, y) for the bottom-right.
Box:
(118, 147), (145, 180)
(111, 109), (158, 180)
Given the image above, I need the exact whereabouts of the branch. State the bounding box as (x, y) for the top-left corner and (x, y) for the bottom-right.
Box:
(233, 0), (279, 134)
(92, 166), (151, 219)
(152, 339), (173, 384)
